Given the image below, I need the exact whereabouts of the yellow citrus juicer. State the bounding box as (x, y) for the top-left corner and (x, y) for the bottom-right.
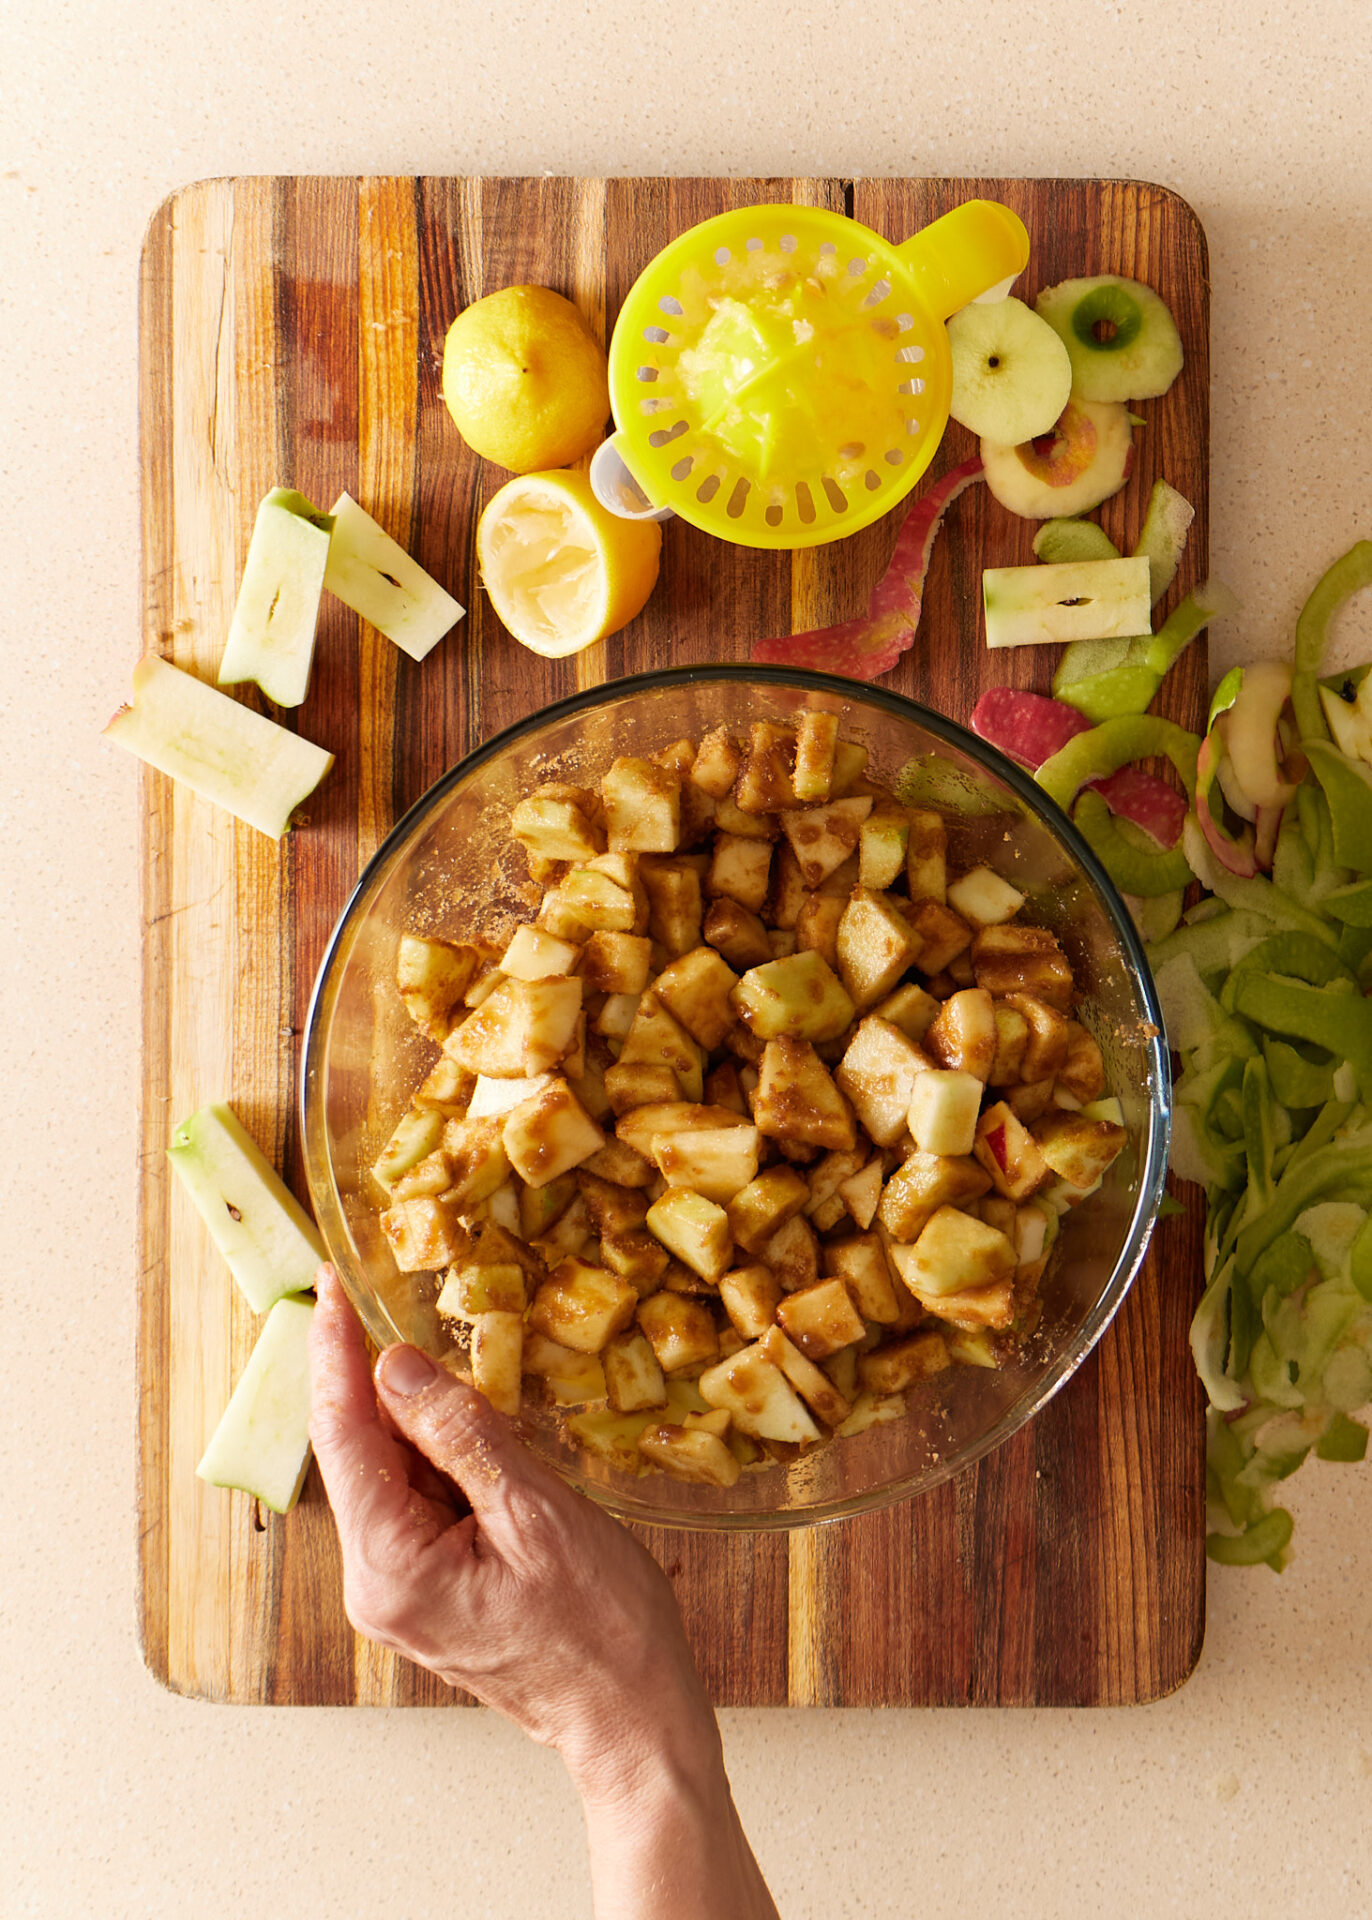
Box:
(593, 198), (1029, 550)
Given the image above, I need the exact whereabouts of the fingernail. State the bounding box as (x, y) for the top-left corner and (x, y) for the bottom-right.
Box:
(378, 1345), (439, 1396)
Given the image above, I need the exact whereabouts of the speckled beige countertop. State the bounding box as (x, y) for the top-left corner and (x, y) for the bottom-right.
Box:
(5, 3), (1372, 1914)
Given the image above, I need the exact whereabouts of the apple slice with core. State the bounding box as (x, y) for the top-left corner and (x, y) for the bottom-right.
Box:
(946, 296), (1072, 445)
(982, 556), (1152, 648)
(196, 1294), (315, 1513)
(981, 399), (1134, 520)
(324, 491), (465, 663)
(167, 1102), (326, 1313)
(105, 655), (333, 838)
(1034, 275), (1184, 404)
(217, 488), (334, 707)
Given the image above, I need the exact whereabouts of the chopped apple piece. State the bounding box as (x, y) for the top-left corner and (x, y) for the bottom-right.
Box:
(390, 1148), (453, 1201)
(824, 1232), (900, 1324)
(1002, 991), (1071, 1079)
(381, 1195), (463, 1272)
(604, 1061), (681, 1113)
(838, 1157), (885, 1231)
(767, 842), (808, 929)
(856, 803), (910, 891)
(617, 993), (703, 1101)
(436, 1258), (528, 1319)
(924, 987), (997, 1081)
(511, 792), (604, 864)
(857, 1329), (950, 1395)
(576, 1171), (648, 1237)
(167, 1102), (325, 1313)
(779, 796), (873, 887)
(637, 1292), (721, 1373)
(1056, 1021), (1106, 1104)
(529, 1257), (638, 1354)
(726, 1165), (811, 1253)
(765, 1211), (820, 1293)
(877, 1149), (992, 1242)
(908, 1069), (983, 1158)
(652, 946), (740, 1050)
(803, 1148), (867, 1222)
(640, 859), (704, 955)
(731, 950), (855, 1044)
(217, 488), (334, 707)
(466, 1073), (552, 1119)
(582, 931), (652, 995)
(988, 1003), (1030, 1085)
(836, 887), (922, 1011)
(914, 1276), (1016, 1333)
(446, 976), (583, 1078)
(760, 1325), (851, 1428)
(702, 896), (774, 970)
(614, 1100), (749, 1163)
(439, 1115), (512, 1206)
(904, 1205), (1017, 1298)
(974, 1100), (1050, 1200)
(736, 721), (798, 813)
(603, 1329), (669, 1412)
(645, 1188), (733, 1282)
(653, 1125), (760, 1204)
(776, 1277), (866, 1360)
(565, 1406), (651, 1471)
(707, 834), (773, 913)
(906, 900), (972, 977)
(718, 1264), (784, 1339)
(196, 1295), (315, 1513)
(836, 1016), (933, 1147)
(873, 981), (941, 1043)
(905, 807), (948, 904)
(501, 925), (579, 981)
(582, 1136), (656, 1187)
(636, 1421), (741, 1487)
(371, 1107), (445, 1193)
(698, 1344), (822, 1443)
(395, 934), (478, 1039)
(946, 867), (1026, 929)
(602, 756), (681, 854)
(601, 1228), (671, 1292)
(105, 654), (334, 838)
(971, 924), (1075, 1007)
(323, 490), (464, 661)
(412, 1054), (475, 1115)
(793, 710), (839, 802)
(754, 1038), (857, 1152)
(502, 1077), (605, 1187)
(469, 1310), (524, 1416)
(561, 866), (640, 934)
(691, 727), (742, 798)
(1032, 1110), (1127, 1187)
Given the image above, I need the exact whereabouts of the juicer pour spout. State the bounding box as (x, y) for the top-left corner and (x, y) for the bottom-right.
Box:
(896, 199), (1031, 323)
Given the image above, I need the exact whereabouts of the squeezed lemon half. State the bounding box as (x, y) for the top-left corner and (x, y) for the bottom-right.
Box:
(476, 470), (662, 657)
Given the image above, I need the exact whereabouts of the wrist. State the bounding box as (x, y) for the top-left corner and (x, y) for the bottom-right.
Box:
(559, 1685), (725, 1816)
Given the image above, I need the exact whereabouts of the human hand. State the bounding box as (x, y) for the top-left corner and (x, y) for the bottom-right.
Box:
(307, 1263), (715, 1800)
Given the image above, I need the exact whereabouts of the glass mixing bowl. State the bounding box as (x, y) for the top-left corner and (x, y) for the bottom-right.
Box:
(301, 667), (1170, 1530)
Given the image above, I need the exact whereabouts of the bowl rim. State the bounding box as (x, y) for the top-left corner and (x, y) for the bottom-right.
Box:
(300, 663), (1171, 1531)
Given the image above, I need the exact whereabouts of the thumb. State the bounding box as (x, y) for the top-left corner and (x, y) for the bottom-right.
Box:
(374, 1345), (554, 1541)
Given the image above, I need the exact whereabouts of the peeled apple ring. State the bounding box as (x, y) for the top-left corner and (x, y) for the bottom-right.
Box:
(1036, 714), (1200, 813)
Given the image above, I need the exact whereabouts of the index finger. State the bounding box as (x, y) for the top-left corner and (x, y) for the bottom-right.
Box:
(308, 1264), (442, 1552)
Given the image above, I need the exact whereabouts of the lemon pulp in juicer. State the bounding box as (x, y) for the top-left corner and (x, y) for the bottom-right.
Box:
(671, 244), (916, 493)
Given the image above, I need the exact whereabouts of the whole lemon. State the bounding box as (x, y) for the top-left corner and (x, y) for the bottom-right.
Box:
(442, 285), (610, 472)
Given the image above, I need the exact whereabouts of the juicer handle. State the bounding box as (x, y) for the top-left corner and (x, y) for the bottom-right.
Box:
(897, 200), (1031, 322)
(589, 434), (677, 524)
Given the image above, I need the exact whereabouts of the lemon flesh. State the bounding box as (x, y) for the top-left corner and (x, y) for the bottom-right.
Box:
(442, 285), (610, 473)
(477, 471), (661, 657)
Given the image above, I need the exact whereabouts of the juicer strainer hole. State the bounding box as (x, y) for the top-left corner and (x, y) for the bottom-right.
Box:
(838, 442), (864, 460)
(795, 482), (816, 524)
(714, 246), (731, 265)
(697, 475), (721, 503)
(905, 416), (922, 435)
(822, 477), (848, 514)
(819, 241), (837, 256)
(658, 296), (684, 316)
(648, 420), (689, 448)
(765, 503), (783, 528)
(636, 365), (659, 383)
(779, 234), (797, 253)
(895, 312), (914, 332)
(865, 470), (881, 491)
(885, 448), (903, 466)
(671, 455), (694, 482)
(848, 257), (867, 277)
(727, 478), (751, 519)
(642, 326), (670, 345)
(897, 343), (925, 363)
(746, 237), (764, 252)
(898, 378), (926, 397)
(862, 279), (892, 308)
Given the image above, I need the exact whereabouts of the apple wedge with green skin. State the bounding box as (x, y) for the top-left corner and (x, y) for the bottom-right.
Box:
(217, 488), (334, 707)
(196, 1294), (315, 1513)
(981, 398), (1133, 520)
(983, 556), (1152, 649)
(167, 1102), (326, 1313)
(105, 655), (333, 837)
(324, 492), (465, 663)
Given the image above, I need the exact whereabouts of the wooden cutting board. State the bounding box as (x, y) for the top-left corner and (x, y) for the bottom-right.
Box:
(137, 175), (1209, 1707)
